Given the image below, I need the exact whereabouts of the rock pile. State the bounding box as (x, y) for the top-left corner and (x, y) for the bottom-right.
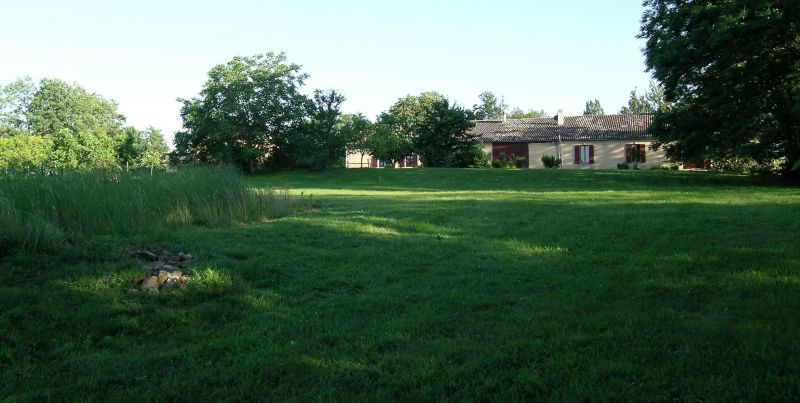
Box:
(131, 249), (194, 293)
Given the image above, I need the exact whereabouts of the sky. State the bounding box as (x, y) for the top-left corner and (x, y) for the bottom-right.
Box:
(0, 0), (653, 146)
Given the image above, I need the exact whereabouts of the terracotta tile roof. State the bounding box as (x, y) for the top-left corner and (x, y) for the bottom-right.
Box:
(472, 114), (654, 143)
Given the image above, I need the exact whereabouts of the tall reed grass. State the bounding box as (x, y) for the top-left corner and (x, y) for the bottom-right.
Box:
(0, 167), (308, 253)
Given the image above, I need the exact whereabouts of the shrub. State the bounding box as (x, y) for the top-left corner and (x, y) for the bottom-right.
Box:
(498, 152), (507, 165)
(514, 156), (527, 168)
(617, 162), (630, 170)
(541, 155), (562, 168)
(491, 159), (503, 168)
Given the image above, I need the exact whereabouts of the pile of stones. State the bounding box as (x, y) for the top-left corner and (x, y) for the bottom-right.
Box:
(131, 249), (194, 293)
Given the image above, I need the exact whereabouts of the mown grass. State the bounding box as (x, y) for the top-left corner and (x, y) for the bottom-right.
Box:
(1, 168), (799, 401)
(0, 167), (305, 254)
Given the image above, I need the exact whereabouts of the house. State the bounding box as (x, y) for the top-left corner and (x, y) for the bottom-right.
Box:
(472, 110), (667, 169)
(345, 153), (420, 168)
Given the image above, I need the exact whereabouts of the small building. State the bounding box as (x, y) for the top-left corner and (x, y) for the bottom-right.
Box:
(472, 111), (667, 169)
(345, 153), (419, 169)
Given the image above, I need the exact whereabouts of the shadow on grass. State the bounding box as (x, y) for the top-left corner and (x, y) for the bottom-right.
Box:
(2, 193), (799, 401)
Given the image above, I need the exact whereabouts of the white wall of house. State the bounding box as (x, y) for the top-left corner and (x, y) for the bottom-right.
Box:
(496, 140), (668, 169)
(345, 151), (371, 168)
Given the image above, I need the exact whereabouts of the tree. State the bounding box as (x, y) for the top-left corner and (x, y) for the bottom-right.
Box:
(339, 113), (372, 166)
(473, 91), (506, 120)
(378, 92), (480, 167)
(640, 0), (800, 175)
(117, 126), (147, 171)
(508, 107), (547, 119)
(413, 98), (478, 167)
(27, 78), (124, 170)
(175, 53), (311, 172)
(583, 99), (605, 116)
(295, 89), (347, 169)
(0, 133), (50, 173)
(140, 149), (166, 175)
(0, 77), (36, 135)
(363, 123), (412, 166)
(619, 89), (656, 114)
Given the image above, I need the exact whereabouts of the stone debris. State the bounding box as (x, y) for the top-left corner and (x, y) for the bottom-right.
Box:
(130, 249), (194, 293)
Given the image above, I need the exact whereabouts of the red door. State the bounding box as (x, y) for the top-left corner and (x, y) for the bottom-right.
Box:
(492, 143), (529, 168)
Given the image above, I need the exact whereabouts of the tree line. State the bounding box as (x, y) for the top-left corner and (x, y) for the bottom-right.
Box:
(0, 78), (168, 174)
(4, 0), (797, 178)
(171, 53), (489, 172)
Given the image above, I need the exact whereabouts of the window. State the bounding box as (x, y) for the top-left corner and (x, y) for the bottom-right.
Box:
(625, 144), (646, 163)
(404, 155), (417, 168)
(574, 145), (594, 164)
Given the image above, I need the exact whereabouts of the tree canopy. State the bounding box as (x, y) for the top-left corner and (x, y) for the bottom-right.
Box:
(508, 108), (547, 119)
(583, 99), (605, 116)
(640, 0), (800, 175)
(374, 92), (481, 167)
(175, 53), (311, 172)
(473, 91), (506, 120)
(0, 77), (168, 173)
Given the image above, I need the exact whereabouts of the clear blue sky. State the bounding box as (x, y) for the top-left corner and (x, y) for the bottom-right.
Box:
(0, 0), (653, 145)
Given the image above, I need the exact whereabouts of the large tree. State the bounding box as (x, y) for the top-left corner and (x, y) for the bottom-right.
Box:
(583, 99), (605, 116)
(473, 91), (506, 120)
(295, 89), (347, 169)
(0, 77), (36, 135)
(619, 89), (656, 114)
(413, 98), (478, 167)
(378, 92), (479, 167)
(27, 79), (125, 170)
(640, 0), (800, 175)
(175, 53), (311, 172)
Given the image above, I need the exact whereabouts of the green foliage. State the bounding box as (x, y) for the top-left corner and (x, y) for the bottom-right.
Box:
(27, 79), (125, 170)
(364, 123), (412, 166)
(640, 0), (800, 176)
(294, 89), (348, 169)
(619, 88), (656, 114)
(491, 159), (503, 168)
(583, 99), (605, 116)
(0, 167), (308, 252)
(617, 162), (630, 170)
(507, 107), (547, 119)
(473, 91), (506, 120)
(0, 76), (36, 134)
(455, 143), (490, 168)
(0, 133), (50, 173)
(376, 92), (480, 167)
(0, 77), (170, 173)
(514, 156), (526, 168)
(175, 53), (311, 172)
(541, 154), (562, 168)
(339, 113), (372, 160)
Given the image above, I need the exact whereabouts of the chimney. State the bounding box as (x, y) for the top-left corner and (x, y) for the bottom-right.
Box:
(502, 111), (507, 123)
(557, 109), (564, 126)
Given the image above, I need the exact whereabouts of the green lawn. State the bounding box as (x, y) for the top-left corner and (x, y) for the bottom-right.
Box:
(2, 169), (799, 401)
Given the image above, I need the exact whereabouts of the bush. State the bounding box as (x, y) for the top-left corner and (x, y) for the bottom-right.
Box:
(491, 159), (503, 168)
(514, 156), (527, 168)
(498, 152), (507, 165)
(541, 155), (562, 168)
(454, 144), (491, 168)
(617, 162), (630, 170)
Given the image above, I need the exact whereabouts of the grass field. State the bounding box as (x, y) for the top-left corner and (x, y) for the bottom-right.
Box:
(2, 168), (799, 401)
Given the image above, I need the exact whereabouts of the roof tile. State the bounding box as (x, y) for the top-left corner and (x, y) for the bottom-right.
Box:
(472, 114), (654, 143)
